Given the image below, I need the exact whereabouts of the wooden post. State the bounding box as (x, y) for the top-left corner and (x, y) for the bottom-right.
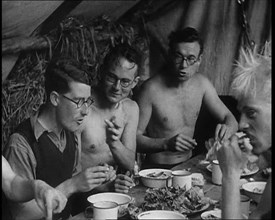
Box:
(2, 36), (56, 54)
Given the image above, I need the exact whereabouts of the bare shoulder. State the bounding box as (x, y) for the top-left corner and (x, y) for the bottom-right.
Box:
(138, 75), (162, 94)
(120, 98), (139, 113)
(194, 73), (212, 85)
(135, 75), (163, 103)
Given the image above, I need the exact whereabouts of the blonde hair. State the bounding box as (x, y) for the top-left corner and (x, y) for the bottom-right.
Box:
(230, 43), (271, 104)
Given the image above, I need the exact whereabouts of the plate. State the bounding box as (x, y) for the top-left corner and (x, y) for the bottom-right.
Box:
(183, 203), (210, 216)
(201, 209), (221, 219)
(206, 164), (259, 177)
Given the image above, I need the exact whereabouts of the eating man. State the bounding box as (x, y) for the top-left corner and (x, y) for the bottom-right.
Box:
(3, 57), (116, 220)
(217, 45), (271, 219)
(135, 27), (238, 169)
(70, 44), (140, 213)
(81, 43), (141, 173)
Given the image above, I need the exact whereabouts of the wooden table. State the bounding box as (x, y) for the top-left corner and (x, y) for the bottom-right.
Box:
(69, 154), (266, 220)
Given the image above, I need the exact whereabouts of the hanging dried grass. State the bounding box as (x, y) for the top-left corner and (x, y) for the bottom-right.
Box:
(2, 14), (148, 149)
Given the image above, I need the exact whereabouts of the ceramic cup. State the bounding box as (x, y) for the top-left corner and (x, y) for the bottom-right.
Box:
(92, 201), (118, 220)
(240, 194), (250, 218)
(212, 160), (222, 185)
(171, 170), (192, 190)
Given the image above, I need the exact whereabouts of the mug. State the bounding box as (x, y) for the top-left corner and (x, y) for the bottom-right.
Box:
(92, 201), (118, 220)
(212, 160), (222, 185)
(171, 170), (192, 190)
(240, 194), (250, 218)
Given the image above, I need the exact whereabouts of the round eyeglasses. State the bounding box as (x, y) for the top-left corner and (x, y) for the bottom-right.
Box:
(173, 54), (198, 66)
(62, 95), (94, 108)
(105, 73), (134, 88)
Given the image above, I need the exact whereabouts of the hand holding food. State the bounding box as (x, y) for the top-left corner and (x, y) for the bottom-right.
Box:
(215, 123), (232, 142)
(114, 171), (135, 194)
(216, 135), (247, 177)
(72, 165), (110, 192)
(98, 163), (117, 183)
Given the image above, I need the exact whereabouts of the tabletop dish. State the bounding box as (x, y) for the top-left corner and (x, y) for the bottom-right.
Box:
(206, 164), (259, 177)
(128, 186), (215, 219)
(87, 192), (132, 217)
(201, 209), (221, 219)
(138, 169), (172, 188)
(137, 210), (187, 219)
(241, 181), (266, 203)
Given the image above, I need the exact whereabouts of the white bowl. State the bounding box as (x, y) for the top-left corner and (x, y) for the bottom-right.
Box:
(138, 169), (172, 188)
(201, 209), (221, 219)
(242, 181), (266, 203)
(137, 210), (187, 219)
(87, 192), (132, 217)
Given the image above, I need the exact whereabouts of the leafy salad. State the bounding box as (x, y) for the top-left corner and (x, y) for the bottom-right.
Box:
(128, 186), (216, 219)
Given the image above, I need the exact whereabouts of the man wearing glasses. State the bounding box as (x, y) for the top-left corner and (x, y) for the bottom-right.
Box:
(135, 27), (238, 169)
(68, 44), (141, 212)
(3, 57), (116, 220)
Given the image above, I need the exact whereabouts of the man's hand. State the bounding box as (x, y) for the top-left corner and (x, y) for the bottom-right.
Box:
(105, 117), (123, 143)
(72, 166), (111, 193)
(217, 134), (248, 177)
(165, 133), (197, 152)
(215, 123), (235, 142)
(114, 171), (135, 194)
(33, 180), (67, 220)
(98, 163), (117, 183)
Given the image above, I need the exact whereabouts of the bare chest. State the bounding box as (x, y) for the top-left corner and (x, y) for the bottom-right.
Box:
(148, 87), (203, 136)
(81, 104), (127, 152)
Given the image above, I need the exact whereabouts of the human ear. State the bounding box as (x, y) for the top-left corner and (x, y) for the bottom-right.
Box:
(50, 91), (59, 106)
(131, 76), (140, 89)
(197, 54), (203, 63)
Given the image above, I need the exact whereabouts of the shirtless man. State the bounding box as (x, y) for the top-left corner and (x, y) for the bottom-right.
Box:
(81, 43), (141, 175)
(217, 46), (271, 219)
(136, 27), (238, 168)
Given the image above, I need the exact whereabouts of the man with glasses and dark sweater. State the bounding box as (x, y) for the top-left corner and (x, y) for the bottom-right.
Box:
(3, 57), (116, 220)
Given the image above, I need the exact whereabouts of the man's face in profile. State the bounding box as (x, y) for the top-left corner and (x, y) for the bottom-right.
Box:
(237, 95), (271, 155)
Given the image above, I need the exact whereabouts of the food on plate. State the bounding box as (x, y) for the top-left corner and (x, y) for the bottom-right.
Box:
(191, 173), (205, 187)
(262, 167), (271, 178)
(146, 171), (169, 179)
(128, 186), (215, 219)
(253, 187), (264, 194)
(207, 161), (258, 177)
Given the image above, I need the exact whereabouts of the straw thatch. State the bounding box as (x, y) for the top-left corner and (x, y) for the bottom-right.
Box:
(2, 15), (148, 149)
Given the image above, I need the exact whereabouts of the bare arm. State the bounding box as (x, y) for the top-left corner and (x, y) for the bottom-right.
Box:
(105, 100), (139, 170)
(202, 77), (238, 141)
(2, 156), (34, 202)
(2, 156), (67, 220)
(135, 82), (167, 153)
(4, 135), (110, 219)
(217, 135), (247, 219)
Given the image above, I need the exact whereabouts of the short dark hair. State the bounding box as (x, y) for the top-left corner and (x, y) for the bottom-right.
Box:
(168, 27), (204, 55)
(45, 57), (91, 99)
(101, 43), (142, 77)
